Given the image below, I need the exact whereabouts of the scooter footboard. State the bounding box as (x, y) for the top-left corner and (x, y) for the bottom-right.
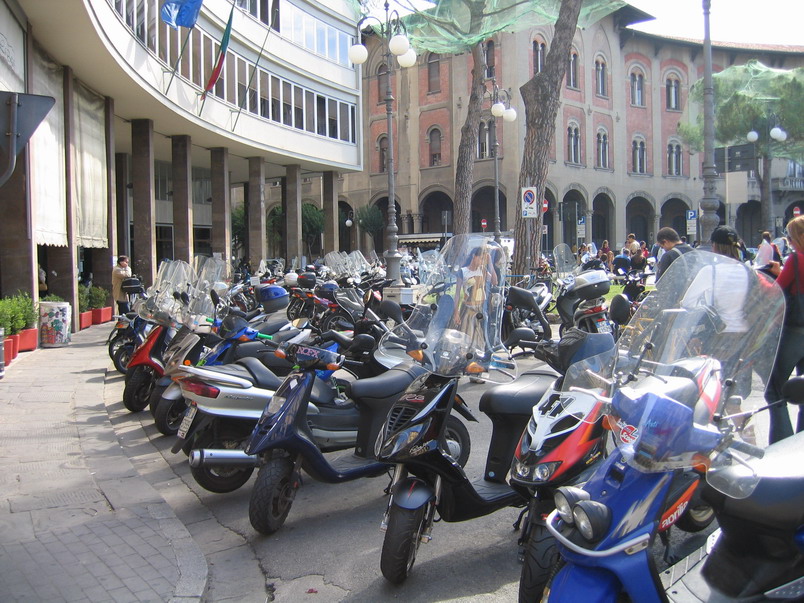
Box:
(391, 477), (435, 511)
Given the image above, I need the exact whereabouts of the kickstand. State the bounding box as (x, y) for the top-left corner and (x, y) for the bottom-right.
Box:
(659, 529), (678, 565)
(513, 507), (528, 532)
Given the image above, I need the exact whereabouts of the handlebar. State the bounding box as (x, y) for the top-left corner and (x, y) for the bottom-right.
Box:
(728, 438), (765, 459)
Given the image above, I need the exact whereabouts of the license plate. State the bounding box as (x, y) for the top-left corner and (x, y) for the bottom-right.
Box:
(596, 319), (612, 334)
(177, 406), (197, 439)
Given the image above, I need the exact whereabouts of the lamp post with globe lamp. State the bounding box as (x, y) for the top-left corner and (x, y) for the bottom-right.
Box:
(747, 124), (787, 235)
(486, 79), (517, 243)
(348, 2), (417, 284)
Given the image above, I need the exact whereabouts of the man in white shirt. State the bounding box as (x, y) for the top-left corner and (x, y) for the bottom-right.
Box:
(755, 231), (774, 265)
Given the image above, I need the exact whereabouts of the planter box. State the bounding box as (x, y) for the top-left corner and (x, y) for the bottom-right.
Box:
(92, 306), (113, 325)
(3, 339), (11, 367)
(79, 311), (93, 330)
(8, 334), (19, 360)
(18, 328), (38, 352)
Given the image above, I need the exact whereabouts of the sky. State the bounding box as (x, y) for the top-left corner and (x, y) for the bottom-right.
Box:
(625, 0), (803, 46)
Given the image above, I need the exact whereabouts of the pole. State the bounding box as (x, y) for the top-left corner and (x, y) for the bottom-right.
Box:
(699, 0), (720, 244)
(382, 1), (401, 284)
(492, 108), (501, 243)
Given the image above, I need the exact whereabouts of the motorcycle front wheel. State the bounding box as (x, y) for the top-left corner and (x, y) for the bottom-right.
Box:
(249, 455), (299, 535)
(114, 344), (135, 376)
(123, 365), (156, 412)
(519, 523), (558, 603)
(380, 504), (428, 584)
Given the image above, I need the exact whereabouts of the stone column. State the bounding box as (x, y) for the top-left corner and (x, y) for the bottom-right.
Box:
(115, 153), (130, 257)
(131, 119), (156, 286)
(322, 171), (338, 253)
(585, 209), (594, 245)
(0, 147), (36, 298)
(210, 147), (231, 262)
(91, 96), (117, 299)
(285, 164), (302, 266)
(247, 157), (266, 266)
(172, 135), (193, 264)
(49, 67), (79, 327)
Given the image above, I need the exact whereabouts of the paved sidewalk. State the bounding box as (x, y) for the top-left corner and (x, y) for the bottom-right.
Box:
(0, 324), (207, 602)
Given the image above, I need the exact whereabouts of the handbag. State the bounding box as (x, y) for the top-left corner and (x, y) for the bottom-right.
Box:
(784, 253), (804, 328)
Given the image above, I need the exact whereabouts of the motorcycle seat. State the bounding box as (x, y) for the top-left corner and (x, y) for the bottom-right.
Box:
(345, 362), (427, 401)
(479, 369), (560, 417)
(712, 431), (804, 530)
(211, 356), (283, 390)
(254, 313), (290, 335)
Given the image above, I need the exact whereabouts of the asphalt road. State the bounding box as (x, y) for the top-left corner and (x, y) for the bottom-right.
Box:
(109, 354), (717, 602)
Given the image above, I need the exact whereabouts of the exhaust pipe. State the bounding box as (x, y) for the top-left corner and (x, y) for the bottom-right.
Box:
(189, 449), (259, 468)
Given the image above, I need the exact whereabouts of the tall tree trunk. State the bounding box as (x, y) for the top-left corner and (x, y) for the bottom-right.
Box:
(453, 43), (487, 235)
(512, 0), (582, 275)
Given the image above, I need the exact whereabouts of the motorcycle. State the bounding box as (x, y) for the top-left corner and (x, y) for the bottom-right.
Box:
(539, 250), (786, 602)
(552, 244), (616, 337)
(502, 284), (553, 345)
(374, 234), (542, 585)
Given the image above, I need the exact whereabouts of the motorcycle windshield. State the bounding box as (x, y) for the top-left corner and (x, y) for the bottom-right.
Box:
(138, 260), (196, 325)
(553, 244), (575, 277)
(376, 234), (516, 383)
(185, 257), (228, 325)
(604, 251), (783, 497)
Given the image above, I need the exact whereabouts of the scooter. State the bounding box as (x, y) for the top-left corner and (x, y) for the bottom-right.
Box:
(540, 250), (788, 602)
(502, 284), (553, 344)
(552, 244), (615, 337)
(375, 234), (542, 584)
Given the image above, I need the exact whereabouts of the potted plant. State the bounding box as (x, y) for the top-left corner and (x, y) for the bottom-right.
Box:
(15, 292), (38, 352)
(89, 286), (112, 324)
(78, 284), (93, 330)
(0, 296), (23, 361)
(0, 300), (13, 366)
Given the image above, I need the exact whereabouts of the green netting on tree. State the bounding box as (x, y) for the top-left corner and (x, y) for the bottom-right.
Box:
(349, 0), (626, 54)
(680, 60), (804, 164)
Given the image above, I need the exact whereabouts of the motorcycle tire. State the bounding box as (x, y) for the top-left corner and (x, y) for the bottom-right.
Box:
(153, 395), (187, 436)
(123, 365), (156, 412)
(674, 491), (715, 533)
(189, 427), (255, 494)
(114, 344), (135, 376)
(108, 333), (129, 361)
(531, 309), (552, 342)
(443, 415), (471, 468)
(519, 523), (559, 603)
(380, 504), (428, 584)
(320, 309), (354, 332)
(249, 456), (298, 535)
(286, 298), (304, 321)
(148, 382), (169, 416)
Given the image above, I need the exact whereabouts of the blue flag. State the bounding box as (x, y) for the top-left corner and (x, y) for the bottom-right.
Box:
(161, 0), (203, 29)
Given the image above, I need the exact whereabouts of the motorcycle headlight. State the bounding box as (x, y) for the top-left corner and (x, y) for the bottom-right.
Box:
(533, 461), (562, 482)
(259, 393), (285, 424)
(554, 486), (589, 524)
(572, 500), (611, 542)
(378, 418), (432, 460)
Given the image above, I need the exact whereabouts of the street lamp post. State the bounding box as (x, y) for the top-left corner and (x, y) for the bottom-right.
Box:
(699, 0), (720, 244)
(747, 124), (787, 235)
(486, 78), (517, 243)
(348, 2), (417, 284)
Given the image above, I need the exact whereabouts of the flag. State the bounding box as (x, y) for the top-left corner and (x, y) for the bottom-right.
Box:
(161, 0), (204, 30)
(201, 4), (235, 100)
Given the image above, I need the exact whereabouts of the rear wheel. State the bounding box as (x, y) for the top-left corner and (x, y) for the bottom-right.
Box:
(123, 365), (156, 412)
(249, 456), (298, 535)
(189, 426), (254, 493)
(320, 309), (354, 332)
(519, 523), (559, 603)
(380, 505), (428, 584)
(153, 395), (187, 436)
(108, 333), (129, 361)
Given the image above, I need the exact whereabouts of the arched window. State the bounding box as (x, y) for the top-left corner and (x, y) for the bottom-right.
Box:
(477, 121), (489, 159)
(429, 128), (442, 166)
(667, 142), (682, 176)
(630, 71), (644, 106)
(567, 125), (581, 164)
(533, 41), (546, 74)
(666, 77), (680, 110)
(567, 51), (578, 88)
(485, 40), (495, 78)
(379, 135), (389, 173)
(632, 139), (647, 173)
(377, 64), (389, 102)
(595, 59), (607, 96)
(596, 131), (609, 168)
(427, 53), (440, 93)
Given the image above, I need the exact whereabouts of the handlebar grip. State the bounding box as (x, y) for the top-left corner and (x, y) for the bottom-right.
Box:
(729, 438), (765, 459)
(206, 318), (214, 323)
(256, 333), (273, 340)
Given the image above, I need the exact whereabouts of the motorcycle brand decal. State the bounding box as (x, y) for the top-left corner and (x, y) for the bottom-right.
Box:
(295, 346), (321, 358)
(659, 500), (689, 531)
(618, 421), (639, 444)
(403, 394), (426, 403)
(409, 443), (430, 456)
(612, 474), (671, 539)
(585, 451), (602, 465)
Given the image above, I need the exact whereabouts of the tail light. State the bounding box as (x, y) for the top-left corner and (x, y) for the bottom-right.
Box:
(178, 377), (220, 398)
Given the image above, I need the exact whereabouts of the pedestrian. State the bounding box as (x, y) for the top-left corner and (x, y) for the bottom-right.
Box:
(625, 233), (640, 257)
(654, 227), (693, 281)
(112, 255), (132, 314)
(630, 245), (646, 272)
(452, 246), (497, 350)
(612, 247), (631, 275)
(765, 215), (804, 443)
(756, 231), (774, 265)
(38, 264), (48, 295)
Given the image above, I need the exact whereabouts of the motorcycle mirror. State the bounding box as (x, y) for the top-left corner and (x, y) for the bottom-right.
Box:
(180, 292), (191, 305)
(350, 333), (375, 353)
(173, 291), (181, 301)
(210, 289), (220, 306)
(503, 327), (537, 349)
(379, 299), (405, 324)
(291, 317), (309, 329)
(782, 376), (804, 405)
(609, 294), (632, 326)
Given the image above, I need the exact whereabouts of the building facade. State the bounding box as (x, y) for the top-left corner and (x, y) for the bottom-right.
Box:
(0, 0), (362, 325)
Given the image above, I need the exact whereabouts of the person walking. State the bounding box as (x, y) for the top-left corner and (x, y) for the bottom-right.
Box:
(654, 227), (693, 281)
(765, 216), (804, 443)
(111, 255), (132, 314)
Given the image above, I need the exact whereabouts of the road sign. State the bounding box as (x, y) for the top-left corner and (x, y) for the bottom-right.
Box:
(714, 144), (756, 173)
(480, 218), (487, 230)
(686, 209), (698, 236)
(521, 188), (539, 218)
(577, 216), (585, 239)
(542, 198), (549, 213)
(794, 206), (801, 217)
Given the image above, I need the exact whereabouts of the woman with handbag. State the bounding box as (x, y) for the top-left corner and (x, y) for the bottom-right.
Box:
(766, 215), (804, 443)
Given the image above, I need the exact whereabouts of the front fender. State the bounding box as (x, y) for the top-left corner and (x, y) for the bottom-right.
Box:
(391, 477), (436, 511)
(546, 563), (619, 603)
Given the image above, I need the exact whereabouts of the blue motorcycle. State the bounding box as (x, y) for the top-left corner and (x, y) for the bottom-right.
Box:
(540, 250), (789, 602)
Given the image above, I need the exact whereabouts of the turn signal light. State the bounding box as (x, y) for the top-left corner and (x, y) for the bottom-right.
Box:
(407, 349), (424, 362)
(466, 362), (484, 374)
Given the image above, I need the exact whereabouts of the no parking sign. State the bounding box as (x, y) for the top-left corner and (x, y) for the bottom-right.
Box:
(522, 188), (540, 218)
